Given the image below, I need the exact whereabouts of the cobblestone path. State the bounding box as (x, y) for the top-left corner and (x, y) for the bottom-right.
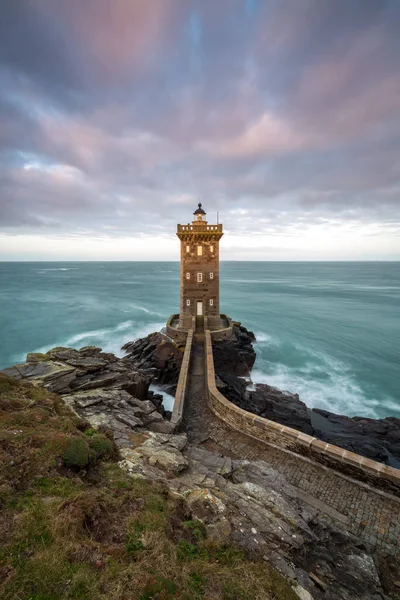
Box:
(182, 334), (400, 555)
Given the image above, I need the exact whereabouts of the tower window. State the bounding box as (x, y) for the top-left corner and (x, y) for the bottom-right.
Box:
(197, 245), (203, 256)
(186, 272), (190, 279)
(210, 272), (214, 279)
(186, 245), (190, 253)
(209, 299), (214, 306)
(210, 246), (214, 253)
(186, 299), (191, 306)
(197, 273), (203, 282)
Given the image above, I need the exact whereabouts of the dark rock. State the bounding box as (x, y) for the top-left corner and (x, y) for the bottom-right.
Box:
(310, 408), (400, 466)
(243, 384), (314, 436)
(79, 346), (103, 356)
(213, 324), (256, 378)
(122, 332), (184, 390)
(216, 372), (248, 406)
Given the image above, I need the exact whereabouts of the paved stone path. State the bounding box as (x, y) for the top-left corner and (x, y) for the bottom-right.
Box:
(182, 334), (400, 555)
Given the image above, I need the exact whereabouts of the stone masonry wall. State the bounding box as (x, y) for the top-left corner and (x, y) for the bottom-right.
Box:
(171, 329), (194, 430)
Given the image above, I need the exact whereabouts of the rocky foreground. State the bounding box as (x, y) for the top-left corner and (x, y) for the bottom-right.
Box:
(1, 326), (400, 599)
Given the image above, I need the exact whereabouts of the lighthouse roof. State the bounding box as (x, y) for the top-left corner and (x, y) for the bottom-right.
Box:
(193, 202), (206, 215)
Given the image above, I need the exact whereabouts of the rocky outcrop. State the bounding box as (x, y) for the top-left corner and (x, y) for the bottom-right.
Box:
(239, 384), (314, 436)
(0, 345), (174, 446)
(122, 332), (184, 391)
(213, 323), (256, 377)
(2, 345), (150, 397)
(310, 408), (400, 468)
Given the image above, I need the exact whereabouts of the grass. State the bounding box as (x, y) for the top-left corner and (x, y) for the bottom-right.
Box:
(0, 374), (298, 600)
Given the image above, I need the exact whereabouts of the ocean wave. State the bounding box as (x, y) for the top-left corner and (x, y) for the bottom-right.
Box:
(253, 331), (276, 344)
(20, 320), (164, 361)
(250, 365), (380, 419)
(250, 333), (389, 419)
(129, 303), (164, 317)
(37, 268), (76, 272)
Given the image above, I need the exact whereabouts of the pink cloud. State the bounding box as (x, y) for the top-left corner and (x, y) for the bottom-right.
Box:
(36, 0), (182, 80)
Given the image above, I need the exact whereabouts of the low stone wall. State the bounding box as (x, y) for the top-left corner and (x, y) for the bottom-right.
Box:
(166, 314), (188, 343)
(171, 330), (194, 430)
(204, 330), (400, 495)
(209, 314), (233, 340)
(167, 314), (232, 340)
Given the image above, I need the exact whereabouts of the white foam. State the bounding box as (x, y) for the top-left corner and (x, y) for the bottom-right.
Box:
(37, 268), (76, 272)
(254, 331), (276, 344)
(251, 362), (380, 419)
(129, 303), (163, 317)
(18, 320), (164, 361)
(149, 384), (175, 412)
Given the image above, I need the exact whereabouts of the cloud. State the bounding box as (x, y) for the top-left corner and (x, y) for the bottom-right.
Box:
(0, 0), (399, 259)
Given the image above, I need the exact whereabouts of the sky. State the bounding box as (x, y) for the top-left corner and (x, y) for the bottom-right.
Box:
(0, 0), (399, 261)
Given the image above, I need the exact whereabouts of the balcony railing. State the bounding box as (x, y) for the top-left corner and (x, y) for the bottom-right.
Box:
(177, 223), (223, 233)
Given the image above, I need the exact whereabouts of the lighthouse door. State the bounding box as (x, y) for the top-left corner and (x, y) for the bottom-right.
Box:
(196, 301), (203, 316)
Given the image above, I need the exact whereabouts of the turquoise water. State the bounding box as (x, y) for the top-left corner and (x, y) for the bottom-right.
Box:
(0, 262), (399, 419)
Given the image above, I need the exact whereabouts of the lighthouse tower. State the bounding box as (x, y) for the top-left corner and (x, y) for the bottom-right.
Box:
(176, 203), (223, 330)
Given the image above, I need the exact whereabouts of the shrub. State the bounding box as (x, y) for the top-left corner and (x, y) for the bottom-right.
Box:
(63, 437), (89, 469)
(89, 434), (114, 460)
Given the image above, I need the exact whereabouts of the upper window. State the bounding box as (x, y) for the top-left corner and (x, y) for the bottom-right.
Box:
(210, 246), (214, 253)
(186, 272), (190, 279)
(186, 299), (191, 306)
(197, 273), (203, 282)
(209, 299), (214, 306)
(186, 245), (190, 253)
(197, 245), (203, 256)
(210, 272), (214, 279)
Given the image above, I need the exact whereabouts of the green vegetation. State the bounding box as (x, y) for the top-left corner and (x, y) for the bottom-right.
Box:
(63, 437), (90, 469)
(0, 373), (297, 599)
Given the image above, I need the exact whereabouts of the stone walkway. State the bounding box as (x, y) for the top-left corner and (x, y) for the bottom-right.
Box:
(182, 334), (400, 555)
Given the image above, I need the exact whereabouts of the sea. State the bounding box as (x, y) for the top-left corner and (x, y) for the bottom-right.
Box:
(0, 261), (399, 420)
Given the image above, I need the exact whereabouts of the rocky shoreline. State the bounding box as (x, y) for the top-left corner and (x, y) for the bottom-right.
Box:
(2, 323), (399, 468)
(1, 326), (400, 599)
(211, 324), (400, 469)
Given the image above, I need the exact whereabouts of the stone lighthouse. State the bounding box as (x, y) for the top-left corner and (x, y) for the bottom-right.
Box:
(176, 203), (223, 330)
